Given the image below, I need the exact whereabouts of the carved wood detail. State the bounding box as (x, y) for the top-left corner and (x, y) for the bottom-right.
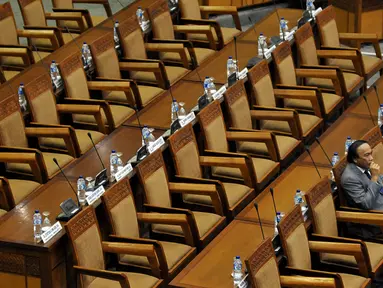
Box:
(103, 178), (131, 210)
(0, 252), (25, 275)
(316, 6), (336, 27)
(278, 205), (303, 239)
(248, 239), (275, 278)
(333, 157), (347, 182)
(272, 41), (291, 65)
(198, 101), (223, 128)
(118, 15), (140, 39)
(59, 53), (82, 77)
(147, 0), (169, 20)
(137, 150), (165, 180)
(24, 74), (52, 101)
(67, 207), (96, 241)
(225, 80), (246, 106)
(295, 23), (314, 45)
(306, 178), (331, 209)
(26, 256), (40, 277)
(169, 124), (197, 154)
(362, 126), (382, 149)
(91, 34), (114, 57)
(248, 60), (270, 85)
(0, 96), (19, 122)
(0, 2), (13, 21)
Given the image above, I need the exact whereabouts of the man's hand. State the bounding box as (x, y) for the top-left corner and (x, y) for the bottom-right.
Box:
(370, 162), (381, 182)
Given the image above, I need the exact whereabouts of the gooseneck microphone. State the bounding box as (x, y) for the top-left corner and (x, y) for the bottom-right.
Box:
(315, 137), (333, 167)
(53, 158), (80, 206)
(363, 94), (376, 126)
(269, 187), (278, 216)
(254, 203), (265, 240)
(305, 146), (321, 178)
(87, 132), (105, 170)
(234, 36), (239, 79)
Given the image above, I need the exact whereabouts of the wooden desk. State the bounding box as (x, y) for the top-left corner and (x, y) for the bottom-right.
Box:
(170, 220), (275, 288)
(236, 163), (331, 225)
(298, 114), (375, 167)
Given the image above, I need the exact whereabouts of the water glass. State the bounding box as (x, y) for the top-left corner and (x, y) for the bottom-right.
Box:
(178, 102), (187, 119)
(85, 177), (94, 196)
(41, 211), (51, 233)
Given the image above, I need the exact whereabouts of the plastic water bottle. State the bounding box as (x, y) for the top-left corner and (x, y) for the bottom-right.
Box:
(279, 18), (288, 40)
(18, 83), (28, 112)
(306, 0), (316, 17)
(136, 6), (144, 27)
(208, 78), (217, 99)
(258, 33), (267, 57)
(330, 152), (339, 181)
(232, 256), (243, 285)
(77, 176), (86, 205)
(142, 125), (155, 146)
(33, 210), (42, 241)
(50, 60), (59, 81)
(294, 190), (307, 212)
(171, 99), (179, 123)
(116, 152), (124, 172)
(227, 56), (236, 79)
(110, 150), (118, 181)
(378, 104), (383, 127)
(345, 136), (352, 155)
(81, 42), (93, 67)
(114, 21), (122, 57)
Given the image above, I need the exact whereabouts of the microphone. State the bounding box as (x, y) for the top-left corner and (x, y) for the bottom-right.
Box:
(87, 132), (105, 170)
(135, 106), (149, 162)
(169, 87), (182, 134)
(373, 84), (382, 108)
(87, 132), (108, 187)
(269, 187), (278, 216)
(363, 94), (376, 126)
(53, 158), (80, 206)
(304, 146), (321, 178)
(253, 202), (265, 240)
(269, 188), (282, 254)
(315, 137), (333, 167)
(194, 68), (210, 111)
(234, 36), (239, 80)
(246, 17), (263, 69)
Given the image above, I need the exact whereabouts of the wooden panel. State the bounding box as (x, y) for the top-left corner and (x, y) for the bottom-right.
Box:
(361, 10), (383, 39)
(0, 272), (26, 288)
(333, 6), (350, 33)
(27, 277), (41, 288)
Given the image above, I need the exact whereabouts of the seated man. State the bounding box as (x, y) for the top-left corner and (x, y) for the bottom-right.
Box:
(341, 140), (383, 238)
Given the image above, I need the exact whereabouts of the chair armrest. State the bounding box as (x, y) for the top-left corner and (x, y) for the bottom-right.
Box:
(24, 126), (77, 158)
(226, 131), (278, 161)
(73, 266), (130, 287)
(173, 25), (217, 50)
(181, 18), (224, 49)
(45, 12), (86, 32)
(168, 182), (224, 216)
(87, 81), (135, 107)
(119, 61), (168, 89)
(102, 241), (156, 257)
(137, 212), (195, 246)
(336, 210), (383, 226)
(200, 5), (241, 31)
(72, 0), (112, 17)
(279, 275), (336, 287)
(0, 46), (32, 66)
(308, 240), (363, 256)
(339, 206), (383, 214)
(200, 153), (256, 188)
(339, 33), (382, 58)
(17, 29), (60, 50)
(52, 8), (93, 28)
(145, 42), (189, 68)
(318, 47), (364, 74)
(283, 267), (343, 285)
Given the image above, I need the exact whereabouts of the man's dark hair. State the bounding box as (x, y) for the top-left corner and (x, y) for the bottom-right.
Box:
(347, 140), (369, 163)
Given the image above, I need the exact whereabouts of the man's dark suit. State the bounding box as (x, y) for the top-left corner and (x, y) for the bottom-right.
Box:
(341, 162), (383, 239)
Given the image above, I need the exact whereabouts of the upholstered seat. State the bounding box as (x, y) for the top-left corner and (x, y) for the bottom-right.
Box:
(88, 272), (158, 288)
(337, 273), (368, 288)
(0, 210), (6, 217)
(306, 72), (362, 93)
(31, 32), (77, 48)
(187, 27), (241, 44)
(238, 135), (299, 159)
(1, 51), (50, 67)
(2, 70), (19, 81)
(328, 56), (382, 76)
(104, 87), (163, 107)
(8, 179), (40, 205)
(153, 211), (222, 238)
(285, 92), (342, 114)
(160, 47), (215, 66)
(39, 130), (104, 155)
(131, 66), (189, 86)
(58, 15), (105, 31)
(8, 152), (73, 177)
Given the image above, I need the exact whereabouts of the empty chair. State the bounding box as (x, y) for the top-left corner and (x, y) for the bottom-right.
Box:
(59, 53), (135, 132)
(101, 177), (196, 282)
(168, 123), (255, 219)
(316, 6), (383, 87)
(65, 206), (164, 288)
(272, 41), (344, 121)
(117, 15), (189, 86)
(146, 0), (216, 68)
(295, 22), (365, 107)
(178, 0), (242, 50)
(248, 60), (324, 143)
(245, 238), (342, 288)
(223, 80), (303, 167)
(198, 100), (280, 191)
(89, 33), (164, 107)
(24, 73), (105, 157)
(136, 150), (226, 250)
(0, 95), (74, 182)
(278, 205), (371, 288)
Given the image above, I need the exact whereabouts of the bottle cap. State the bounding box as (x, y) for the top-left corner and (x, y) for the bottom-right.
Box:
(79, 175), (83, 178)
(144, 125), (148, 128)
(20, 83), (24, 85)
(83, 42), (87, 44)
(228, 56), (232, 59)
(35, 210), (39, 213)
(205, 76), (209, 79)
(52, 60), (56, 63)
(138, 6), (142, 8)
(235, 256), (240, 259)
(380, 104), (383, 107)
(173, 99), (177, 102)
(281, 17), (285, 20)
(347, 136), (351, 139)
(115, 20), (119, 23)
(296, 189), (301, 193)
(334, 152), (338, 155)
(112, 150), (116, 153)
(277, 211), (281, 215)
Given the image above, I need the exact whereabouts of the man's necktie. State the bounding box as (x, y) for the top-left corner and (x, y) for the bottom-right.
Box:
(364, 170), (372, 180)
